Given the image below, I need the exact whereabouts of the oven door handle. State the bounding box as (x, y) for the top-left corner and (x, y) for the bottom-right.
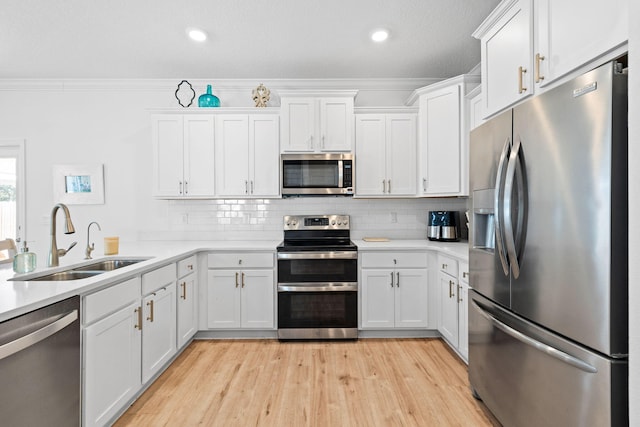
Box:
(277, 252), (358, 260)
(278, 283), (358, 292)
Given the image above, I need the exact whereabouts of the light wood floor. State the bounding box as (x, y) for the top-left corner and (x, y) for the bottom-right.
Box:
(114, 339), (500, 427)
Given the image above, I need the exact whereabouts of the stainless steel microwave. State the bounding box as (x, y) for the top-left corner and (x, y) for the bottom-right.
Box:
(281, 153), (354, 196)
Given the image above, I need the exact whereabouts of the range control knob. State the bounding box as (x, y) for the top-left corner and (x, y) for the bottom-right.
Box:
(331, 220), (336, 225)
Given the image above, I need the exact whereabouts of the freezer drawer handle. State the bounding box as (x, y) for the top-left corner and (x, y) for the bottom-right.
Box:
(471, 301), (597, 374)
(0, 310), (78, 361)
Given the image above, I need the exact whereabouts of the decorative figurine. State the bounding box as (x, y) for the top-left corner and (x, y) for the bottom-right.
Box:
(252, 83), (270, 107)
(175, 80), (196, 107)
(198, 84), (221, 107)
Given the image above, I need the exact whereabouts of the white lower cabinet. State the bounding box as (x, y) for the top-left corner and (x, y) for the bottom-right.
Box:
(207, 252), (275, 329)
(177, 255), (198, 348)
(437, 254), (469, 362)
(83, 263), (179, 427)
(360, 251), (429, 329)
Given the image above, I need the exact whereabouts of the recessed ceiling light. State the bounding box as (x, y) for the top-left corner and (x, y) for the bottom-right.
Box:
(187, 28), (207, 42)
(371, 29), (389, 42)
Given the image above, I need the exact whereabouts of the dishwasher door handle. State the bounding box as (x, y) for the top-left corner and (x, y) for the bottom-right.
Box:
(0, 309), (78, 361)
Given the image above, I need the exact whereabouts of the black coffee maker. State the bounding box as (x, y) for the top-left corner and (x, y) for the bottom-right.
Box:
(427, 211), (460, 241)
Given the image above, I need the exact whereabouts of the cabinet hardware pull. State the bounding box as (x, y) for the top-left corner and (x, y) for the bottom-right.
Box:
(388, 180), (391, 194)
(250, 180), (254, 194)
(245, 180), (248, 194)
(188, 264), (193, 270)
(184, 181), (188, 194)
(241, 272), (245, 288)
(535, 53), (545, 83)
(179, 181), (183, 194)
(457, 285), (463, 303)
(396, 271), (400, 287)
(181, 281), (187, 300)
(518, 66), (527, 94)
(423, 178), (427, 191)
(134, 306), (143, 330)
(390, 272), (394, 287)
(235, 272), (239, 288)
(463, 271), (468, 279)
(442, 263), (447, 269)
(382, 180), (386, 193)
(449, 280), (454, 298)
(147, 300), (154, 322)
(322, 135), (325, 149)
(310, 135), (314, 149)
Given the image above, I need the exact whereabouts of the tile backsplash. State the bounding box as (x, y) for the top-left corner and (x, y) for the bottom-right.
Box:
(140, 197), (468, 241)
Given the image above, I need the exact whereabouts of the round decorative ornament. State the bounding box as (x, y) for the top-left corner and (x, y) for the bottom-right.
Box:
(252, 83), (270, 107)
(175, 80), (196, 107)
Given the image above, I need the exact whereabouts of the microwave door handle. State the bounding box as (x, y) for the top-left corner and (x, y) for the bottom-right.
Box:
(338, 160), (343, 188)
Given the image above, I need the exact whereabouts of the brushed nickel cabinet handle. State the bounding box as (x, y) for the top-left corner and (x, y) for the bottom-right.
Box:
(396, 272), (400, 287)
(245, 180), (249, 194)
(388, 180), (391, 194)
(535, 53), (545, 83)
(518, 66), (527, 94)
(235, 272), (239, 288)
(390, 272), (394, 287)
(180, 281), (187, 300)
(457, 285), (463, 303)
(382, 180), (386, 193)
(178, 181), (183, 194)
(241, 272), (245, 288)
(449, 280), (454, 298)
(184, 181), (188, 194)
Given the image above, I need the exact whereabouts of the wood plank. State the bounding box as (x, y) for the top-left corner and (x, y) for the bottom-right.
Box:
(114, 339), (500, 426)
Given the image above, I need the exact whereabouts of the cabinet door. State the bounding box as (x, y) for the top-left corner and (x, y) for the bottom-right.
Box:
(468, 90), (485, 131)
(419, 86), (461, 195)
(281, 98), (315, 152)
(142, 283), (177, 384)
(457, 282), (469, 362)
(394, 268), (429, 328)
(355, 115), (387, 196)
(84, 302), (141, 427)
(386, 114), (417, 196)
(361, 269), (395, 328)
(536, 0), (627, 87)
(438, 271), (458, 345)
(183, 116), (215, 197)
(240, 269), (275, 329)
(152, 115), (184, 197)
(249, 115), (280, 197)
(480, 0), (533, 117)
(207, 270), (241, 328)
(320, 98), (353, 151)
(177, 272), (198, 349)
(215, 115), (250, 196)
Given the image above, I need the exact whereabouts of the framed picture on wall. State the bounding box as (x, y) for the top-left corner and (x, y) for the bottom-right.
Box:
(53, 164), (105, 204)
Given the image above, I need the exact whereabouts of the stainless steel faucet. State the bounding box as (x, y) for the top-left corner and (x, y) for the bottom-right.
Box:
(48, 203), (77, 267)
(84, 221), (101, 259)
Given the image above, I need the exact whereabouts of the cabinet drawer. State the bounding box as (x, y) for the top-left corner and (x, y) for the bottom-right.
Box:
(177, 255), (197, 278)
(360, 252), (428, 268)
(459, 261), (469, 284)
(142, 263), (177, 295)
(208, 252), (274, 269)
(84, 277), (141, 325)
(438, 254), (459, 277)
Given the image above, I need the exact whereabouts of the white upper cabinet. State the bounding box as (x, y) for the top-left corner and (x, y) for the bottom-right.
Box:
(355, 112), (417, 197)
(473, 0), (534, 118)
(410, 75), (479, 197)
(280, 91), (357, 152)
(466, 86), (485, 131)
(535, 0), (628, 87)
(215, 114), (280, 197)
(152, 114), (215, 198)
(474, 0), (628, 118)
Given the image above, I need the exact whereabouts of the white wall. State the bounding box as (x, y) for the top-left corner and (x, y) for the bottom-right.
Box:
(0, 79), (454, 262)
(628, 1), (639, 424)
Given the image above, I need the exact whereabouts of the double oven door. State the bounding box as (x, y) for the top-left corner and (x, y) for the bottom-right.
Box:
(277, 250), (358, 339)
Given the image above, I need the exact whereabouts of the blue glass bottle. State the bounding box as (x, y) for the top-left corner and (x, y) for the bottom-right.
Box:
(198, 85), (220, 107)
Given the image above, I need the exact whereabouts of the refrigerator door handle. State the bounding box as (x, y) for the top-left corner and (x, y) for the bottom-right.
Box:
(494, 137), (511, 276)
(503, 136), (525, 278)
(471, 301), (598, 374)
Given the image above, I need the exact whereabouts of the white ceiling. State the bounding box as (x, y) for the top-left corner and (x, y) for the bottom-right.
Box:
(1, 0), (500, 80)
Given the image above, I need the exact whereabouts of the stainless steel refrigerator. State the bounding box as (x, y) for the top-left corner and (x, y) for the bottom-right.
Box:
(468, 60), (628, 426)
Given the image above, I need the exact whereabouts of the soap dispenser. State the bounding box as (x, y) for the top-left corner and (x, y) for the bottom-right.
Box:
(13, 240), (37, 274)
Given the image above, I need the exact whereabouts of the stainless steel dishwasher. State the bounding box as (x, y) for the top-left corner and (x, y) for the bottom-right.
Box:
(0, 296), (80, 426)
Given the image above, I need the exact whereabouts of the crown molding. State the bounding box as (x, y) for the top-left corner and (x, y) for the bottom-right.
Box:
(405, 74), (481, 105)
(471, 0), (520, 39)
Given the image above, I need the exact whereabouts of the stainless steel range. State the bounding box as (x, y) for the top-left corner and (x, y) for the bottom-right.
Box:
(277, 214), (358, 340)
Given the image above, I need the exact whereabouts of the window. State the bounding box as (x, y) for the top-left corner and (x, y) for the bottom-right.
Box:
(0, 140), (26, 254)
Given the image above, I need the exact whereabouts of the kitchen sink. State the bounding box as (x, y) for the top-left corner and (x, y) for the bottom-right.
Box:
(11, 257), (151, 281)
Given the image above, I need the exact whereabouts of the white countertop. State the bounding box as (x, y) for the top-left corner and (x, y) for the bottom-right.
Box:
(0, 239), (467, 322)
(0, 240), (279, 322)
(354, 239), (469, 261)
